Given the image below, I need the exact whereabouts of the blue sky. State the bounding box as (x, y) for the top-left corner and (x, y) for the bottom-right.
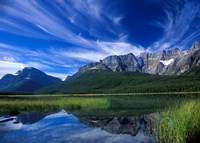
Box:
(0, 0), (200, 80)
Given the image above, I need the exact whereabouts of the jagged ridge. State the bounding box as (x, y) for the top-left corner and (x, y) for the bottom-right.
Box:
(80, 41), (200, 75)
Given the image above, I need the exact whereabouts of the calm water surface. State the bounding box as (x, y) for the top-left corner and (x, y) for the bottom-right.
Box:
(0, 109), (157, 143)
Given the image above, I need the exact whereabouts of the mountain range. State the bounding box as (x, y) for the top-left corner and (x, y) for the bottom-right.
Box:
(0, 67), (61, 93)
(37, 41), (200, 94)
(0, 41), (200, 94)
(80, 41), (200, 75)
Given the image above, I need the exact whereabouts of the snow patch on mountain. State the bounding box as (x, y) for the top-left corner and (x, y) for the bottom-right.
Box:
(160, 59), (174, 66)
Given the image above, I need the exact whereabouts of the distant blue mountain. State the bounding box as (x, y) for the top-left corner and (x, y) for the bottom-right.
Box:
(0, 67), (62, 93)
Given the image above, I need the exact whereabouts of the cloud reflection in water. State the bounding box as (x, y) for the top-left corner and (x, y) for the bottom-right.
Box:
(0, 110), (156, 143)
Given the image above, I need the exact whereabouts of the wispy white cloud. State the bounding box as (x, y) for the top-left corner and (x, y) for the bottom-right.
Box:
(0, 45), (64, 79)
(0, 0), (137, 61)
(150, 42), (171, 52)
(113, 16), (123, 25)
(1, 0), (199, 53)
(0, 42), (80, 79)
(118, 33), (128, 42)
(63, 64), (80, 68)
(35, 24), (52, 35)
(0, 42), (73, 66)
(0, 43), (17, 50)
(1, 0), (199, 79)
(0, 1), (144, 67)
(51, 41), (145, 62)
(0, 61), (25, 70)
(53, 48), (105, 62)
(97, 41), (145, 57)
(0, 60), (25, 78)
(3, 56), (15, 62)
(25, 62), (52, 70)
(0, 59), (69, 80)
(0, 0), (123, 47)
(150, 0), (200, 51)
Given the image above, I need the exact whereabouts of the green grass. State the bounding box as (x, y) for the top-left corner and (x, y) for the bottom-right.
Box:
(0, 94), (198, 115)
(0, 94), (199, 116)
(0, 97), (109, 113)
(0, 94), (187, 115)
(157, 100), (200, 143)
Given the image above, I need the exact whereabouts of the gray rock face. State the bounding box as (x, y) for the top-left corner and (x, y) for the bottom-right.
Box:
(176, 49), (200, 75)
(189, 40), (200, 53)
(78, 40), (200, 75)
(102, 53), (140, 72)
(79, 62), (111, 72)
(140, 47), (195, 75)
(190, 49), (200, 67)
(79, 53), (140, 72)
(140, 52), (162, 74)
(161, 48), (182, 60)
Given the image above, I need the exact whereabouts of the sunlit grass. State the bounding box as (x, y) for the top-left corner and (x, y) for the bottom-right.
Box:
(157, 100), (200, 143)
(0, 94), (183, 115)
(0, 94), (197, 113)
(0, 97), (109, 113)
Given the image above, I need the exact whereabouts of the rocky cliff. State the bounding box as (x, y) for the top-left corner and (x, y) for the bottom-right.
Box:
(79, 40), (200, 75)
(101, 53), (140, 72)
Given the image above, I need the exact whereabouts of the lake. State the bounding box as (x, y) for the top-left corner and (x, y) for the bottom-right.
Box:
(0, 94), (199, 143)
(0, 109), (157, 143)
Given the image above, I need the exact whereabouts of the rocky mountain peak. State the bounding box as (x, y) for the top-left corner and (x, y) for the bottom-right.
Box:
(193, 40), (200, 47)
(0, 67), (62, 93)
(189, 40), (200, 53)
(79, 40), (200, 75)
(16, 67), (35, 74)
(15, 67), (47, 80)
(79, 62), (111, 72)
(161, 48), (181, 60)
(79, 53), (141, 72)
(100, 53), (140, 72)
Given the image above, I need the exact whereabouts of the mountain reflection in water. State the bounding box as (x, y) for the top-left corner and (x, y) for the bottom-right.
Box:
(0, 110), (156, 143)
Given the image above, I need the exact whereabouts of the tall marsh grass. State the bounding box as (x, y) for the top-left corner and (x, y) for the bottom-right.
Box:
(157, 100), (200, 143)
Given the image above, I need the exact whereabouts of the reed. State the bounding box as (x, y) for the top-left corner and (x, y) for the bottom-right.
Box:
(157, 100), (200, 143)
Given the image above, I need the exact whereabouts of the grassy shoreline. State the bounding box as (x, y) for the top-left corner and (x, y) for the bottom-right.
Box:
(157, 100), (200, 143)
(0, 94), (200, 142)
(0, 91), (200, 97)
